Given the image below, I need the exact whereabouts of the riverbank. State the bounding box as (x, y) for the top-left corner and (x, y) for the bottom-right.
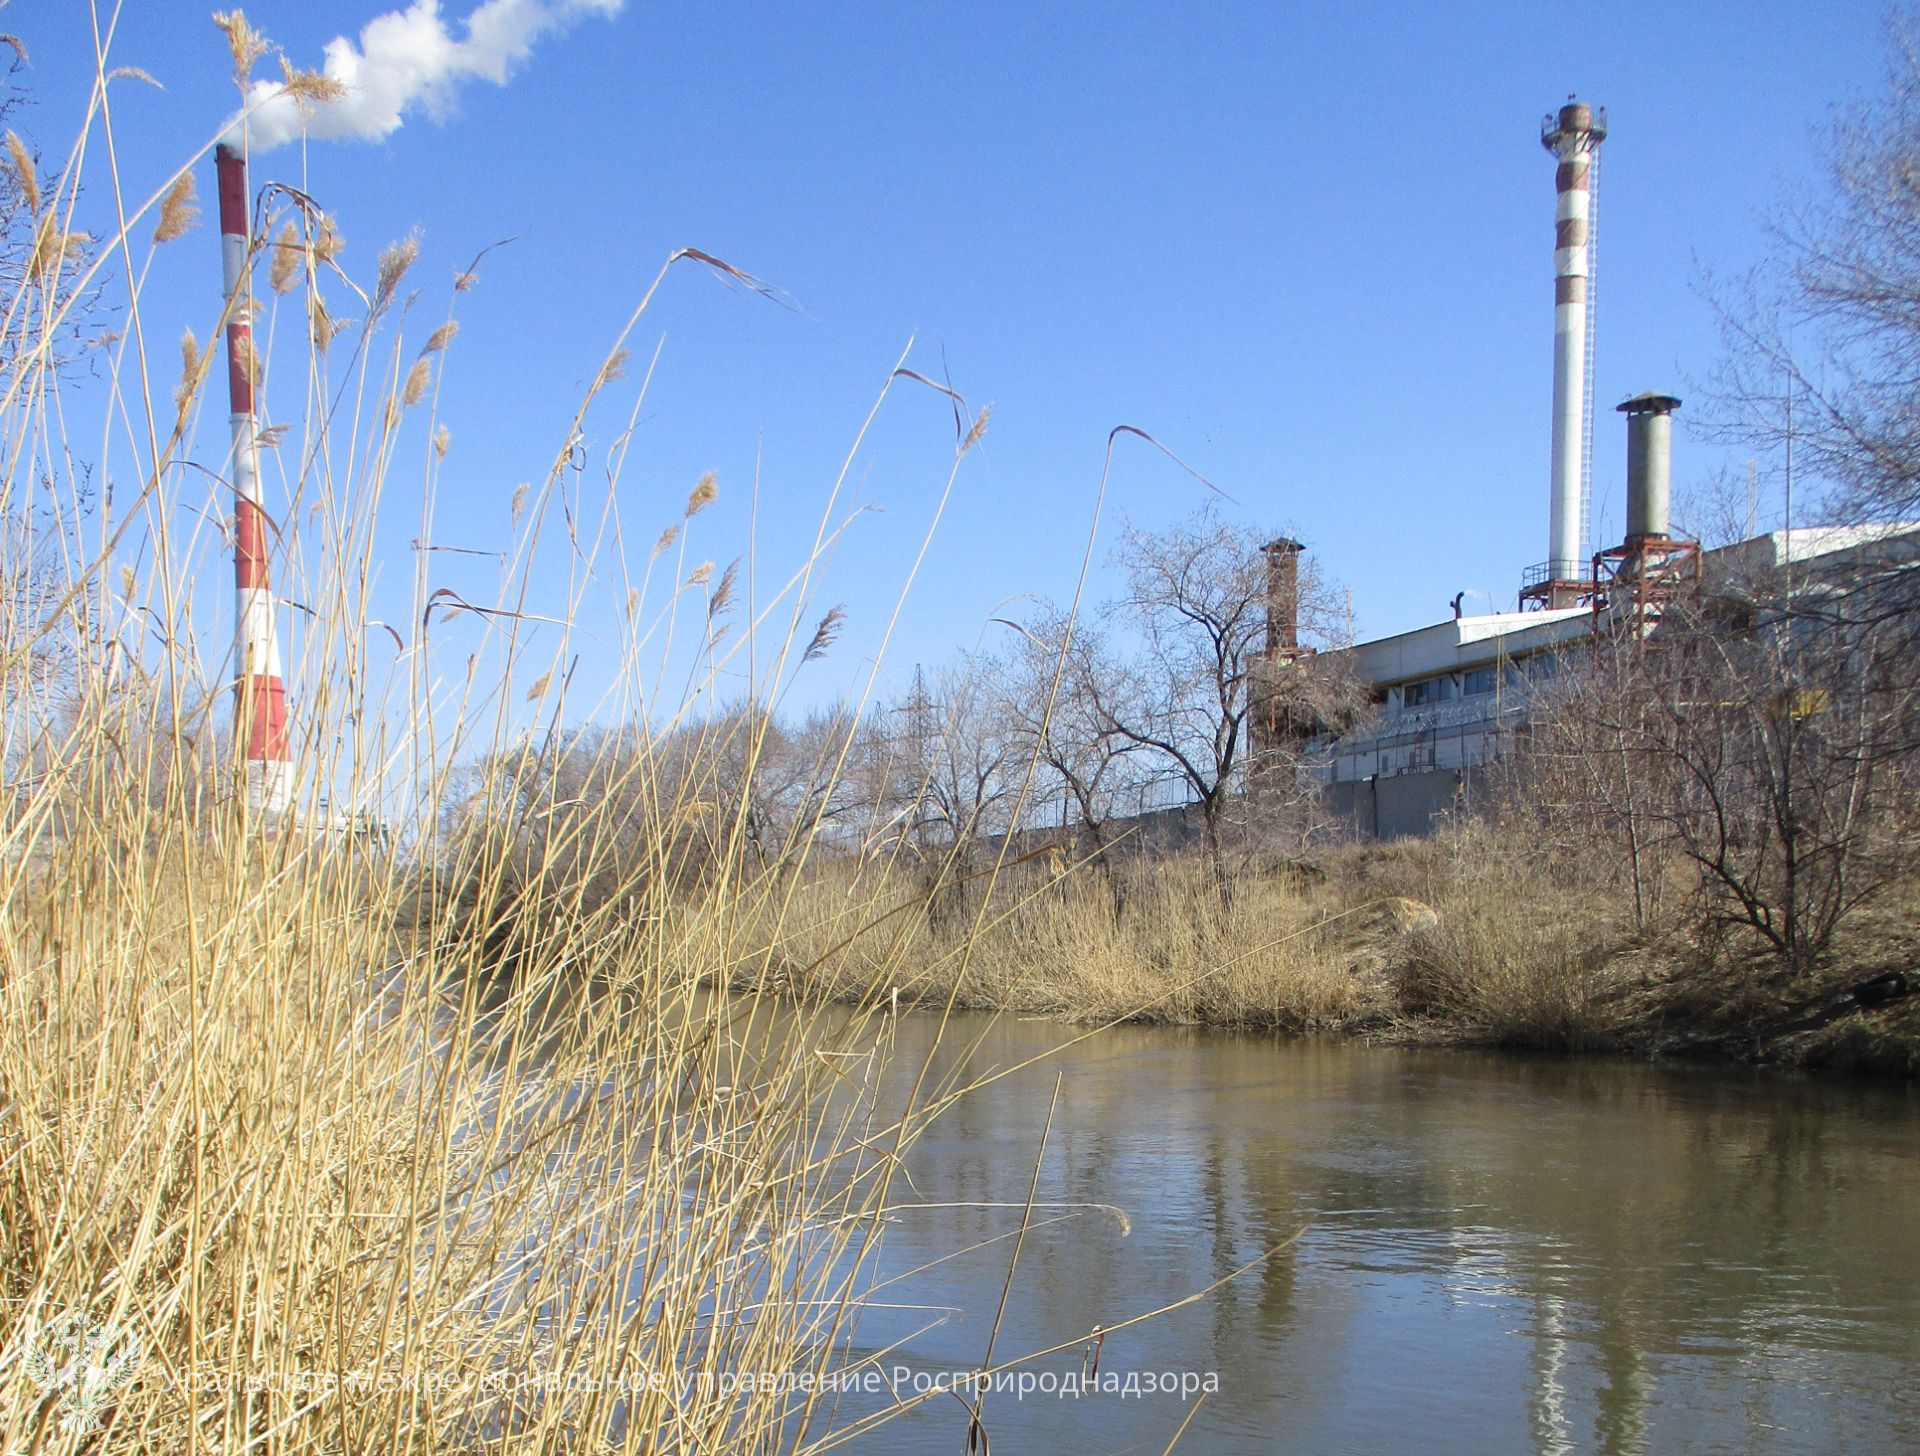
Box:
(725, 831), (1920, 1077)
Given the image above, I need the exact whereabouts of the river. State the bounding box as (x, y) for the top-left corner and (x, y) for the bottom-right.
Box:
(815, 1009), (1919, 1455)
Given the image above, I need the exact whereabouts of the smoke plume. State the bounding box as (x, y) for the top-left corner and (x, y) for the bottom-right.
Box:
(225, 0), (624, 153)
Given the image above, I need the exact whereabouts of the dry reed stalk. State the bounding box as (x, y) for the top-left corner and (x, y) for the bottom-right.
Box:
(0, 96), (959, 1456)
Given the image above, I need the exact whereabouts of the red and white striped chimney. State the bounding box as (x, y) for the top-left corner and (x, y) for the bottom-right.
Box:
(215, 143), (294, 816)
(1541, 99), (1606, 600)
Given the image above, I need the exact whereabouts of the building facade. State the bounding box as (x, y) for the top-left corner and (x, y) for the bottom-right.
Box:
(1309, 525), (1920, 839)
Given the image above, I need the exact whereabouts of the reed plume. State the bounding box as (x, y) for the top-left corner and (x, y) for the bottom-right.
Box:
(153, 171), (199, 244)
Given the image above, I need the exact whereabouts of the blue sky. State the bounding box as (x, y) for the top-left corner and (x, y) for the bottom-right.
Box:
(24, 1), (1887, 722)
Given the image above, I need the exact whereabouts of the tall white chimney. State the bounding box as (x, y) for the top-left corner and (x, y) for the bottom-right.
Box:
(1540, 99), (1606, 603)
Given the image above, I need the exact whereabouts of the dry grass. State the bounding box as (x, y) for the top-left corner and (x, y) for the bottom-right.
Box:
(1373, 829), (1633, 1050)
(723, 825), (1920, 1066)
(1, 817), (933, 1453)
(731, 858), (1368, 1032)
(0, 29), (1023, 1454)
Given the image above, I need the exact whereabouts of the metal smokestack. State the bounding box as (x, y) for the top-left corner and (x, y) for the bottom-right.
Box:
(1541, 99), (1606, 596)
(1618, 391), (1680, 543)
(215, 144), (294, 816)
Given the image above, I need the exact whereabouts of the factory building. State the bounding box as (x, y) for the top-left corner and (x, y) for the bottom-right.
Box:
(1302, 518), (1920, 839)
(1258, 100), (1920, 839)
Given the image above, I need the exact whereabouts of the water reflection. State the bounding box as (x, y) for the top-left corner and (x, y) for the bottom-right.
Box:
(842, 1014), (1920, 1455)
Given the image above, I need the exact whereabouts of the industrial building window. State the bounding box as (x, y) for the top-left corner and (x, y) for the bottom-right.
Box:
(1462, 667), (1497, 696)
(1404, 675), (1453, 707)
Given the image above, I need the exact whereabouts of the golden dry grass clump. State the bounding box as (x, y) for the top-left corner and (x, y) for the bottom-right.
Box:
(0, 52), (960, 1455)
(708, 827), (1670, 1055)
(730, 857), (1369, 1032)
(0, 813), (919, 1454)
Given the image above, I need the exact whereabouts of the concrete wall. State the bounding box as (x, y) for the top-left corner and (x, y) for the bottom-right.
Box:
(994, 772), (1489, 860)
(1107, 772), (1489, 848)
(1327, 767), (1489, 840)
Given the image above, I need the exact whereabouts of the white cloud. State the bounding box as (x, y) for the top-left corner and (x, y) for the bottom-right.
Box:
(227, 0), (625, 153)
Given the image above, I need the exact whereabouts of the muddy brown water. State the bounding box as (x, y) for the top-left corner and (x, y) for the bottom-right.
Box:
(817, 1009), (1920, 1455)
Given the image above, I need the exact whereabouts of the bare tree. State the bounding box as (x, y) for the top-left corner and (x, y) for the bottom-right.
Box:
(1516, 558), (1920, 971)
(763, 703), (869, 863)
(1675, 460), (1767, 550)
(1093, 506), (1348, 904)
(1668, 13), (1920, 968)
(1001, 607), (1148, 905)
(1707, 9), (1920, 526)
(865, 658), (1022, 925)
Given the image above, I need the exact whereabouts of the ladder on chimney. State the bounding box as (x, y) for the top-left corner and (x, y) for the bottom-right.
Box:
(1578, 145), (1600, 566)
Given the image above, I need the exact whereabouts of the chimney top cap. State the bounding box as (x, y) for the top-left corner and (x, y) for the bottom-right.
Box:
(1542, 99), (1607, 150)
(1261, 537), (1305, 556)
(1616, 390), (1682, 416)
